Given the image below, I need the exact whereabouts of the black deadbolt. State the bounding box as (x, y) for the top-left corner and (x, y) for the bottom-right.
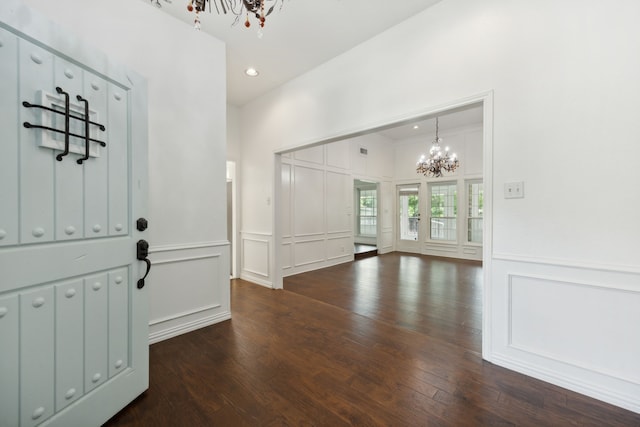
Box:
(136, 217), (148, 232)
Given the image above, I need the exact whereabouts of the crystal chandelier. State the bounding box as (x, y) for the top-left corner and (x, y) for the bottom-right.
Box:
(186, 0), (285, 30)
(416, 117), (459, 178)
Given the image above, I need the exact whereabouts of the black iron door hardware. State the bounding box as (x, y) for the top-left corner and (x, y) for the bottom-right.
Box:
(22, 86), (107, 162)
(76, 95), (91, 164)
(136, 218), (148, 232)
(136, 239), (151, 289)
(55, 87), (70, 161)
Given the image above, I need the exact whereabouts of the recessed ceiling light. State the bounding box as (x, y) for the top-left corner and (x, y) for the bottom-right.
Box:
(245, 68), (259, 77)
(413, 125), (419, 130)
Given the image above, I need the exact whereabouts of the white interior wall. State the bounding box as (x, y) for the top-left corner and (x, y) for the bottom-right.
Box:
(21, 0), (231, 342)
(239, 0), (640, 413)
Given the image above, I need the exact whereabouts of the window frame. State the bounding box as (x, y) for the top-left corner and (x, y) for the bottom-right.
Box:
(428, 181), (458, 243)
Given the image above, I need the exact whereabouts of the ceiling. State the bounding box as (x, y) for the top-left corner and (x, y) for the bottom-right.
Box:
(377, 104), (483, 141)
(150, 0), (443, 106)
(150, 0), (482, 137)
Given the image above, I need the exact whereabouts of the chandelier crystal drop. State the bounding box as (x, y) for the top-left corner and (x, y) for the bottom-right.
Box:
(184, 0), (286, 30)
(416, 117), (459, 178)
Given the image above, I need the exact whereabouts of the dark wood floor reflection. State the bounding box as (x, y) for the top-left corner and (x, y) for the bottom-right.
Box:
(104, 254), (640, 426)
(285, 253), (483, 353)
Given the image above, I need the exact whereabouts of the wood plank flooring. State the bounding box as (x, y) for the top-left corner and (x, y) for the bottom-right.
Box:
(104, 253), (640, 426)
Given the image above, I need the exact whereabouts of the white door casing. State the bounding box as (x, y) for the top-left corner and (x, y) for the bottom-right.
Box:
(0, 4), (148, 426)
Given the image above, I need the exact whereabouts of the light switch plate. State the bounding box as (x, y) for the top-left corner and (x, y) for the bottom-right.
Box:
(504, 181), (524, 199)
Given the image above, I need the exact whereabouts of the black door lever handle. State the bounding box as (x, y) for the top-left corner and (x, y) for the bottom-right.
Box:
(137, 239), (151, 289)
(137, 258), (151, 289)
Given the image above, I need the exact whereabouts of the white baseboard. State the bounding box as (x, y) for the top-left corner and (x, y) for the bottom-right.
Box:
(148, 310), (231, 344)
(239, 272), (273, 288)
(492, 354), (640, 414)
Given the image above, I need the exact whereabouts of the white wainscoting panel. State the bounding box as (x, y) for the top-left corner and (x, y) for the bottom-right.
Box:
(281, 242), (292, 270)
(240, 232), (272, 288)
(380, 228), (394, 254)
(509, 274), (640, 384)
(294, 239), (326, 267)
(281, 163), (292, 238)
(294, 166), (324, 236)
(148, 241), (230, 343)
(491, 257), (640, 413)
(326, 171), (351, 233)
(462, 245), (482, 260)
(424, 242), (458, 255)
(327, 236), (353, 260)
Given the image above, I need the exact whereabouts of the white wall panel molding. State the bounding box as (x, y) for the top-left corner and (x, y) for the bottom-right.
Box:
(462, 246), (481, 256)
(294, 237), (325, 244)
(281, 243), (292, 270)
(149, 240), (229, 254)
(283, 255), (354, 278)
(240, 231), (273, 237)
(149, 304), (222, 327)
(151, 254), (220, 266)
(149, 310), (230, 345)
(491, 258), (640, 414)
(148, 244), (230, 344)
(493, 252), (640, 275)
(326, 233), (352, 239)
(424, 243), (458, 253)
(241, 237), (270, 278)
(294, 232), (326, 239)
(239, 275), (273, 289)
(507, 274), (640, 383)
(294, 239), (326, 267)
(491, 353), (640, 415)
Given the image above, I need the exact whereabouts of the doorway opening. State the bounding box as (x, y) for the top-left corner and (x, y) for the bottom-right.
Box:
(354, 179), (379, 259)
(226, 161), (237, 278)
(272, 92), (493, 359)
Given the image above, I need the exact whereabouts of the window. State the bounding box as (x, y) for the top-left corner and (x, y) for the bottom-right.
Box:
(430, 182), (457, 241)
(357, 188), (377, 236)
(467, 181), (483, 243)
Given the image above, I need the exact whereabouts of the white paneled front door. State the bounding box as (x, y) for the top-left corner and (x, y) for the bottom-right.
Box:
(0, 9), (148, 427)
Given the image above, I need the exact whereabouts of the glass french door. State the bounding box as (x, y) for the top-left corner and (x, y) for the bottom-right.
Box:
(396, 184), (422, 253)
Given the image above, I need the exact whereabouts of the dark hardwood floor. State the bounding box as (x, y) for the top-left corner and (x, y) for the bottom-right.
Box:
(104, 253), (640, 426)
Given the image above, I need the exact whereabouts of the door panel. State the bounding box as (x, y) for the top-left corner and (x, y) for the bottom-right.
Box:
(19, 39), (55, 245)
(55, 280), (84, 412)
(0, 295), (19, 427)
(109, 269), (130, 379)
(54, 58), (85, 241)
(83, 76), (109, 238)
(0, 12), (148, 426)
(84, 273), (109, 393)
(0, 31), (18, 247)
(108, 85), (129, 236)
(20, 287), (55, 427)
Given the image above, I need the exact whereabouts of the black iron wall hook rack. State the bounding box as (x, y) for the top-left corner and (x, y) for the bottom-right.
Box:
(22, 86), (107, 163)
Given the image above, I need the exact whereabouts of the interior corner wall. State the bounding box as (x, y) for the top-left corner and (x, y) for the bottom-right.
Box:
(22, 0), (231, 342)
(238, 0), (640, 413)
